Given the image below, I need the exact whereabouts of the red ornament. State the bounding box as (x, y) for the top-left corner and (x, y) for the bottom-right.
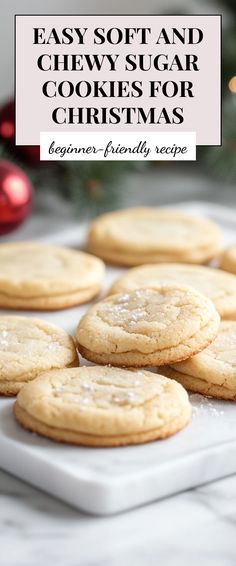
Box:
(0, 100), (40, 165)
(0, 159), (33, 235)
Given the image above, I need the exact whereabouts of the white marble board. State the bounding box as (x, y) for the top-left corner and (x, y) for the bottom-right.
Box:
(1, 201), (236, 516)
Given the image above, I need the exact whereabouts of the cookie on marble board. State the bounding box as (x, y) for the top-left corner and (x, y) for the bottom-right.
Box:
(0, 316), (78, 395)
(220, 245), (236, 275)
(0, 242), (105, 310)
(13, 366), (192, 446)
(161, 321), (236, 400)
(108, 263), (236, 320)
(87, 207), (222, 266)
(76, 285), (220, 367)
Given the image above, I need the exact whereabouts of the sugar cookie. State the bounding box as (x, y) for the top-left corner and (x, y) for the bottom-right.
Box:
(0, 242), (105, 310)
(162, 322), (236, 400)
(109, 263), (236, 319)
(76, 285), (220, 367)
(14, 366), (192, 446)
(0, 316), (78, 395)
(87, 208), (222, 266)
(220, 245), (236, 275)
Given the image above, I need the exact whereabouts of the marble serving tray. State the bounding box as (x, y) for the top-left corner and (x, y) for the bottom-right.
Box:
(1, 201), (236, 516)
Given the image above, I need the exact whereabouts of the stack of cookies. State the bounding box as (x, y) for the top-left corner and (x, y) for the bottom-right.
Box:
(1, 206), (236, 448)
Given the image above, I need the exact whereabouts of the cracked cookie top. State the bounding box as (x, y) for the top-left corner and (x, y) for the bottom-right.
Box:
(169, 321), (236, 388)
(16, 365), (191, 436)
(0, 316), (78, 383)
(76, 285), (220, 357)
(109, 263), (236, 319)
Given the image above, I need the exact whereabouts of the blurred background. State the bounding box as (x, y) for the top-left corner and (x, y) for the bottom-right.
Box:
(0, 0), (235, 240)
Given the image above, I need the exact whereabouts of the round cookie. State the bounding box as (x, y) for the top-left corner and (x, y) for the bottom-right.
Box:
(76, 285), (220, 367)
(14, 366), (192, 447)
(162, 322), (236, 401)
(0, 316), (78, 395)
(109, 263), (236, 320)
(0, 242), (105, 310)
(220, 245), (236, 275)
(87, 207), (222, 266)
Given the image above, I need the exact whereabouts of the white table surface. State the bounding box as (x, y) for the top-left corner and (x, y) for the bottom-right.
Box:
(1, 469), (236, 566)
(1, 168), (236, 564)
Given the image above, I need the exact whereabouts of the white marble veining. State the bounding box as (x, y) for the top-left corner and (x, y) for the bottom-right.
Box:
(2, 392), (236, 515)
(1, 469), (236, 566)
